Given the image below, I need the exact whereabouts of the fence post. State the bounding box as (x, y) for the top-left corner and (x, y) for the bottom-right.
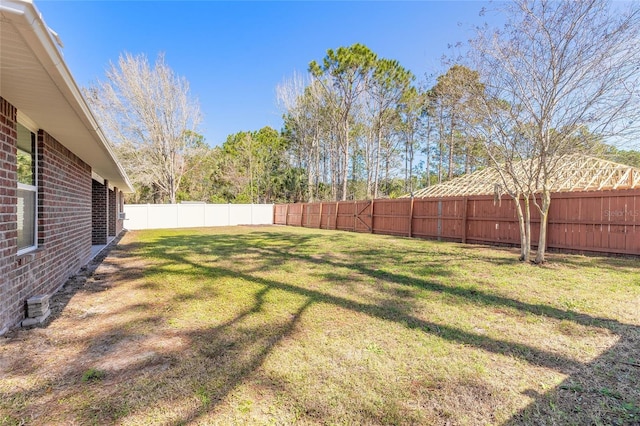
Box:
(301, 203), (305, 227)
(408, 197), (414, 238)
(318, 202), (323, 229)
(437, 199), (442, 241)
(370, 199), (375, 234)
(285, 204), (289, 226)
(335, 202), (339, 230)
(353, 199), (357, 231)
(461, 197), (468, 243)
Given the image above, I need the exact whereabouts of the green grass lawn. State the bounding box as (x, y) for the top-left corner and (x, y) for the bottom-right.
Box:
(1, 226), (639, 425)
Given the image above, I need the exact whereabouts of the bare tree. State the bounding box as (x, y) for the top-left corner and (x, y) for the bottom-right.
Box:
(470, 0), (640, 263)
(85, 52), (202, 204)
(277, 72), (325, 202)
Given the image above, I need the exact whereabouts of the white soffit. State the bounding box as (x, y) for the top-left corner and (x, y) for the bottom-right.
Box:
(91, 171), (105, 186)
(0, 0), (134, 192)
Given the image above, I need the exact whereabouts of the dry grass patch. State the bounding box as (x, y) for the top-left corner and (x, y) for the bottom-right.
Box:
(1, 226), (639, 425)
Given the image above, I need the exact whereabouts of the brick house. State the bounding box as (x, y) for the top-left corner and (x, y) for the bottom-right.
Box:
(0, 0), (134, 335)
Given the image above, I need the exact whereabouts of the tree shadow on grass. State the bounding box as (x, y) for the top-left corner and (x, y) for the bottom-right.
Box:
(1, 238), (316, 424)
(2, 227), (638, 425)
(504, 327), (640, 425)
(146, 231), (631, 330)
(142, 229), (639, 425)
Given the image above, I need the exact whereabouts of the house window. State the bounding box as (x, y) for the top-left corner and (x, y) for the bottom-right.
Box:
(17, 123), (37, 254)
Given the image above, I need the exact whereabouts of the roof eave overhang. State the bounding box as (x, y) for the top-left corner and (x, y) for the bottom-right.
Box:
(0, 0), (134, 193)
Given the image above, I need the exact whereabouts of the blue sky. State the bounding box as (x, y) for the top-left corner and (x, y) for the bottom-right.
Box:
(36, 1), (495, 147)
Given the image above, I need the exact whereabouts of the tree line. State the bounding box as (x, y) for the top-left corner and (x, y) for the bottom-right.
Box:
(277, 51), (531, 203)
(90, 50), (526, 204)
(87, 0), (640, 262)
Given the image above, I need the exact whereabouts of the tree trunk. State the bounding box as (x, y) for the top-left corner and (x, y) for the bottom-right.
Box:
(448, 116), (454, 180)
(169, 175), (176, 204)
(307, 165), (314, 203)
(464, 145), (470, 175)
(331, 135), (338, 201)
(152, 182), (160, 204)
(425, 130), (431, 188)
(312, 132), (320, 202)
(308, 130), (313, 201)
(342, 121), (349, 201)
(438, 141), (443, 184)
(524, 195), (531, 262)
(373, 125), (382, 199)
(365, 127), (373, 199)
(249, 150), (254, 204)
(512, 194), (530, 262)
(534, 190), (551, 264)
(404, 138), (409, 193)
(408, 135), (414, 194)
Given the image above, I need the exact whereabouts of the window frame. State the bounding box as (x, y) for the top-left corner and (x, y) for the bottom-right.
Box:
(16, 121), (38, 256)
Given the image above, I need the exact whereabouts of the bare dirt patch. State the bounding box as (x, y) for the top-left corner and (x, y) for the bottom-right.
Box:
(0, 233), (187, 424)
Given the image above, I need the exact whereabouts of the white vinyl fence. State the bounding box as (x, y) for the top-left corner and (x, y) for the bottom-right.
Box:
(123, 204), (274, 230)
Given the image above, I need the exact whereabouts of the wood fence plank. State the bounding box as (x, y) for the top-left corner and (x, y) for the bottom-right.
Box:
(274, 188), (640, 255)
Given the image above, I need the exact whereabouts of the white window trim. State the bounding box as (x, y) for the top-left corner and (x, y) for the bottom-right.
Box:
(17, 185), (38, 256)
(16, 122), (38, 256)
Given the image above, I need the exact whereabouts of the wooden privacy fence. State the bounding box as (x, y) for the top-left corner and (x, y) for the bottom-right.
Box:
(273, 189), (640, 256)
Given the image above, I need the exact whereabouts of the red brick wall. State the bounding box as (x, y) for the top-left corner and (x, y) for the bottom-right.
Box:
(108, 188), (116, 236)
(92, 179), (108, 244)
(36, 129), (92, 290)
(0, 96), (96, 334)
(0, 98), (17, 334)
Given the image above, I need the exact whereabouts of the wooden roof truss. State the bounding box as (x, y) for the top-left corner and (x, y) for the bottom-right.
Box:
(409, 155), (640, 198)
